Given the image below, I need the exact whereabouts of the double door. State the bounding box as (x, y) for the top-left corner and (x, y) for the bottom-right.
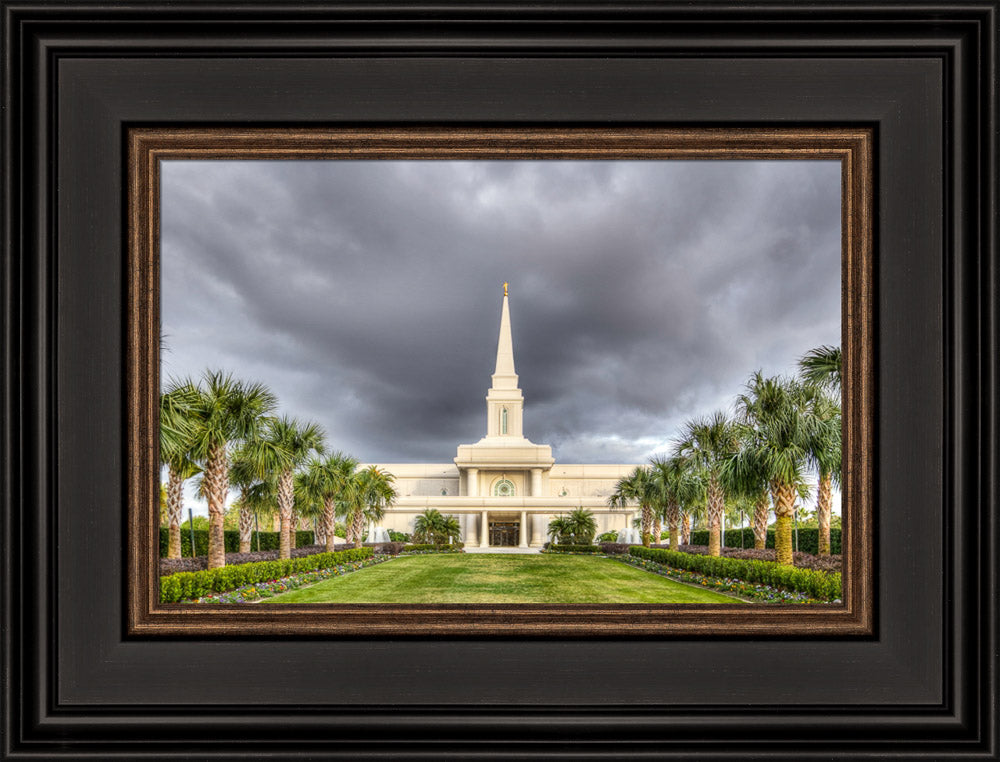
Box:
(488, 521), (520, 547)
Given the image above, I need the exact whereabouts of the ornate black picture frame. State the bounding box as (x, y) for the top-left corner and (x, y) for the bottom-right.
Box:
(2, 2), (996, 759)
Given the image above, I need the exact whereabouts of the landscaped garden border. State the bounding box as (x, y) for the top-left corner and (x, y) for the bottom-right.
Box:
(159, 547), (373, 603)
(191, 556), (390, 603)
(616, 553), (838, 604)
(628, 546), (842, 602)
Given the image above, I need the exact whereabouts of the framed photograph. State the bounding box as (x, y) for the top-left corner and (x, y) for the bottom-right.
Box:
(130, 127), (872, 636)
(3, 2), (996, 760)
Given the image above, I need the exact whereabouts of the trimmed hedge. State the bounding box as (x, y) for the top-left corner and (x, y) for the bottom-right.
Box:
(598, 542), (632, 555)
(628, 546), (842, 602)
(545, 544), (603, 553)
(402, 543), (464, 552)
(159, 547), (372, 603)
(688, 527), (841, 555)
(159, 527), (315, 558)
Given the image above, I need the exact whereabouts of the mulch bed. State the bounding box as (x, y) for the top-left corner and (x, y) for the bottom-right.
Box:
(649, 543), (842, 573)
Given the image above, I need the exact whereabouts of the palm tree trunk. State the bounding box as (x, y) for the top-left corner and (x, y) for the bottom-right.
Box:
(203, 442), (229, 569)
(666, 501), (680, 551)
(653, 516), (662, 545)
(753, 492), (770, 550)
(314, 517), (326, 548)
(351, 506), (365, 549)
(772, 481), (798, 565)
(707, 476), (724, 557)
(290, 508), (299, 550)
(640, 505), (653, 546)
(238, 504), (253, 553)
(681, 512), (690, 545)
(276, 469), (294, 559)
(324, 498), (337, 552)
(817, 471), (833, 556)
(166, 466), (184, 559)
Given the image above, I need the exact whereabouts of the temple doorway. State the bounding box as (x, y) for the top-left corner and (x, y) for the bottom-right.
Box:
(488, 521), (520, 547)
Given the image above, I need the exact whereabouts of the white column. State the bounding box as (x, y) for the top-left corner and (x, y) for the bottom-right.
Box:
(519, 510), (528, 547)
(531, 514), (549, 546)
(464, 513), (477, 545)
(480, 509), (489, 547)
(530, 468), (542, 496)
(467, 468), (479, 497)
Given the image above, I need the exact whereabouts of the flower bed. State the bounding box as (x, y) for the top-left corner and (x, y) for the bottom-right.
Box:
(191, 556), (389, 603)
(629, 546), (842, 602)
(616, 554), (837, 604)
(159, 547), (374, 603)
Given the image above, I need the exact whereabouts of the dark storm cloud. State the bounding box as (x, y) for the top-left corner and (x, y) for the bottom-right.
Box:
(161, 159), (840, 464)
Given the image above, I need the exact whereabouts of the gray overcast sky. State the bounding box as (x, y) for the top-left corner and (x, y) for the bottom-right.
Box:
(161, 159), (841, 478)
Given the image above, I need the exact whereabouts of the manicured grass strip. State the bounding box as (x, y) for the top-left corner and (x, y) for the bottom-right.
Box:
(159, 547), (374, 603)
(263, 553), (738, 604)
(628, 546), (842, 602)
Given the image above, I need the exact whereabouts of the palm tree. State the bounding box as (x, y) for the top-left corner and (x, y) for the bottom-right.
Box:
(608, 466), (656, 545)
(159, 380), (201, 559)
(674, 411), (740, 557)
(680, 510), (692, 545)
(565, 507), (598, 545)
(240, 480), (276, 553)
(803, 387), (842, 556)
(798, 345), (841, 393)
(730, 372), (796, 551)
(185, 371), (277, 568)
(723, 439), (772, 550)
(249, 416), (327, 559)
(735, 376), (814, 565)
(650, 455), (704, 552)
(413, 508), (461, 544)
(547, 516), (572, 544)
(229, 451), (270, 554)
(349, 465), (397, 548)
(299, 453), (358, 552)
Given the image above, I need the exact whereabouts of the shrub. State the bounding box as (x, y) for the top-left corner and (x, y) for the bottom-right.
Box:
(628, 546), (842, 602)
(159, 528), (315, 557)
(598, 542), (631, 555)
(595, 531), (619, 543)
(388, 530), (411, 542)
(687, 527), (841, 555)
(546, 544), (602, 554)
(364, 541), (405, 555)
(402, 543), (464, 553)
(159, 547), (372, 603)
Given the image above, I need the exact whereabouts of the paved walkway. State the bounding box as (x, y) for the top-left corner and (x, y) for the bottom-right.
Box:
(463, 546), (543, 554)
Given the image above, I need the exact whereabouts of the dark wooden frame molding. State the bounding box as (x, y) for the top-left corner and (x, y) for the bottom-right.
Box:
(3, 2), (996, 760)
(128, 126), (874, 637)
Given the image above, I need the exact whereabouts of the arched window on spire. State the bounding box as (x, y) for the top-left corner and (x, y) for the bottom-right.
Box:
(501, 407), (508, 435)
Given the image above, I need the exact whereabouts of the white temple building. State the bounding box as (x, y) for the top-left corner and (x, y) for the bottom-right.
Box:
(370, 285), (639, 547)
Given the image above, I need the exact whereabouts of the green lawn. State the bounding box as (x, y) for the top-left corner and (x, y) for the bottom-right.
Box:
(263, 553), (737, 604)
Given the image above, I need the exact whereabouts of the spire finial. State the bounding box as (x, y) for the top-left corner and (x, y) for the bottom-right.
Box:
(503, 281), (508, 297)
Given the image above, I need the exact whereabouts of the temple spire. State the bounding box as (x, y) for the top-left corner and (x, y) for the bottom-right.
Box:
(485, 284), (523, 438)
(492, 285), (517, 383)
